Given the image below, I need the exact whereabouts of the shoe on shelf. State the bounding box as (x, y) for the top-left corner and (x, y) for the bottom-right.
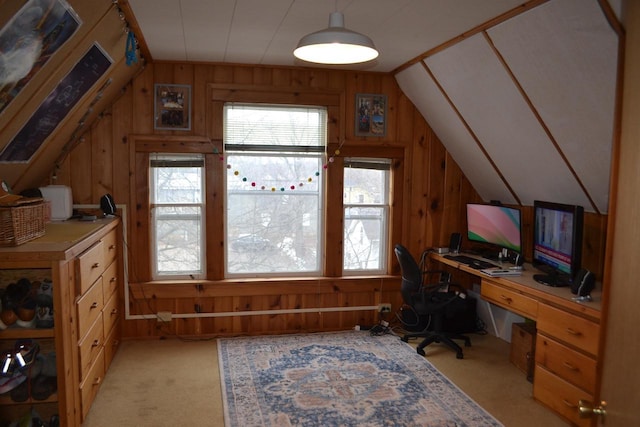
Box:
(0, 371), (26, 395)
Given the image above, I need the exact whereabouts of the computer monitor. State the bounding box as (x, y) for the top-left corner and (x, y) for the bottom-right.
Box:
(532, 200), (584, 287)
(466, 203), (522, 254)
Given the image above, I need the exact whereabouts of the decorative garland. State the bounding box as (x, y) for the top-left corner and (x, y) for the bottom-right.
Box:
(214, 142), (344, 192)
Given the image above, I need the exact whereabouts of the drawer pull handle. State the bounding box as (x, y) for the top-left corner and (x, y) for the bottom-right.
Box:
(566, 328), (582, 336)
(90, 302), (99, 309)
(92, 339), (100, 348)
(111, 308), (119, 315)
(92, 262), (100, 269)
(499, 295), (513, 303)
(93, 376), (102, 386)
(562, 399), (577, 408)
(109, 244), (116, 250)
(562, 361), (579, 371)
(110, 277), (117, 283)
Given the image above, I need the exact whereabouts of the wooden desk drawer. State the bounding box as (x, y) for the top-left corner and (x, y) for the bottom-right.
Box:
(537, 303), (599, 356)
(533, 365), (592, 427)
(102, 260), (118, 303)
(78, 312), (104, 381)
(535, 334), (596, 393)
(80, 349), (105, 422)
(103, 230), (118, 266)
(104, 322), (120, 372)
(77, 278), (104, 339)
(77, 240), (105, 295)
(102, 291), (119, 337)
(481, 280), (538, 319)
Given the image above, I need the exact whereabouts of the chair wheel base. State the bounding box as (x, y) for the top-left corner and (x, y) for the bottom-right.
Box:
(417, 347), (425, 356)
(456, 352), (464, 359)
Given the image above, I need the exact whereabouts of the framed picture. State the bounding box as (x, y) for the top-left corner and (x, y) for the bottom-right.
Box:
(154, 84), (191, 130)
(355, 93), (386, 137)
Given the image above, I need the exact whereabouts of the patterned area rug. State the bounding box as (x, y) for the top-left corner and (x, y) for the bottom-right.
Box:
(218, 331), (503, 426)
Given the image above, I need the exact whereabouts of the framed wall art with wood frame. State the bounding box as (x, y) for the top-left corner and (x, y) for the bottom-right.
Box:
(154, 84), (191, 130)
(355, 93), (386, 137)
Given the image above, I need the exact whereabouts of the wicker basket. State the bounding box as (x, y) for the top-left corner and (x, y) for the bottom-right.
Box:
(0, 201), (46, 246)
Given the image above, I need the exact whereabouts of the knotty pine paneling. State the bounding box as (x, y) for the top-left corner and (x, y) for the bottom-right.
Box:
(54, 61), (607, 339)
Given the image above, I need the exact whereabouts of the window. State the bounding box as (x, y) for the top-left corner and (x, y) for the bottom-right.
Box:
(343, 158), (391, 273)
(224, 104), (327, 276)
(150, 154), (205, 279)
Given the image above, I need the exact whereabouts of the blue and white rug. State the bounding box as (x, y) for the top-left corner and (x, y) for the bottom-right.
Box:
(218, 331), (502, 426)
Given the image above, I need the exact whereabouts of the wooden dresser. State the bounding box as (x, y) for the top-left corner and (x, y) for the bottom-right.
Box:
(432, 253), (601, 426)
(0, 219), (121, 426)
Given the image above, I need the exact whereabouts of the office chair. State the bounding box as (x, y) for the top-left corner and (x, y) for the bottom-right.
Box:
(394, 244), (471, 359)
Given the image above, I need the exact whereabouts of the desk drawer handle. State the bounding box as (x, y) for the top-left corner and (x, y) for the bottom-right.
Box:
(92, 262), (100, 269)
(563, 361), (579, 371)
(566, 328), (582, 336)
(109, 244), (116, 250)
(111, 308), (119, 316)
(93, 376), (102, 386)
(110, 277), (117, 283)
(90, 302), (99, 309)
(499, 295), (513, 303)
(92, 339), (100, 348)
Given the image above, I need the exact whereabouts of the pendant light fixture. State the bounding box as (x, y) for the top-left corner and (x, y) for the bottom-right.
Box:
(293, 3), (378, 65)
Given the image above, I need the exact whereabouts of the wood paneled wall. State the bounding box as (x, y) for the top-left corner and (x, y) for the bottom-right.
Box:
(53, 62), (607, 338)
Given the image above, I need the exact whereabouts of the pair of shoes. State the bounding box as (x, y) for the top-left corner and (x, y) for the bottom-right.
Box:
(11, 375), (57, 402)
(1, 278), (39, 329)
(1, 339), (40, 379)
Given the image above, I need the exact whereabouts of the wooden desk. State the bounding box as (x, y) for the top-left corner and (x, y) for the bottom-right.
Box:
(430, 252), (601, 427)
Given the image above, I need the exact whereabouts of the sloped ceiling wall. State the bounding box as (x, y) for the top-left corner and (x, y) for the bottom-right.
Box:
(395, 0), (619, 213)
(0, 0), (143, 192)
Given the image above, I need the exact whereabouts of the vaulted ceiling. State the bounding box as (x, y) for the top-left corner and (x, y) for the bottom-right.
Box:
(0, 0), (624, 213)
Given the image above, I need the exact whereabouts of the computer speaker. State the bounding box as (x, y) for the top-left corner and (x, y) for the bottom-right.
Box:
(513, 253), (524, 267)
(571, 268), (595, 296)
(449, 232), (462, 254)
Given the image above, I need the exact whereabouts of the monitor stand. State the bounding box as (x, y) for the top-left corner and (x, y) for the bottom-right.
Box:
(533, 273), (569, 288)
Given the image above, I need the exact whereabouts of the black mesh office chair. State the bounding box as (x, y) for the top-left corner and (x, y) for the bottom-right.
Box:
(394, 244), (471, 359)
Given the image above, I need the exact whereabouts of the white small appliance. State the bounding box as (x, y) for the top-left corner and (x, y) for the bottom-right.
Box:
(39, 185), (73, 220)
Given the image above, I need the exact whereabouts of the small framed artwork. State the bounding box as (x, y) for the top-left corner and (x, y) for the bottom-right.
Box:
(355, 93), (386, 137)
(154, 84), (191, 130)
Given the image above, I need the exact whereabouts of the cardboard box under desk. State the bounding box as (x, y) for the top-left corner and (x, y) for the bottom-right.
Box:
(510, 322), (536, 382)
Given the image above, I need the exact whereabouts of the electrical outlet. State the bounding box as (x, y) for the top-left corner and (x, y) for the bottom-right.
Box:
(377, 303), (391, 313)
(157, 311), (172, 322)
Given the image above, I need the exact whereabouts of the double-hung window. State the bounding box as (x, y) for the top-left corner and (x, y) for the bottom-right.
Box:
(343, 158), (391, 274)
(224, 103), (327, 276)
(150, 154), (205, 279)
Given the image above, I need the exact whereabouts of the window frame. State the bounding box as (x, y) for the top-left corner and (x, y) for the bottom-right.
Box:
(223, 103), (327, 278)
(149, 153), (206, 280)
(342, 158), (391, 275)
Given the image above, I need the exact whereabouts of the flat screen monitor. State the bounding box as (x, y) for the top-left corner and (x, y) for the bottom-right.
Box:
(532, 200), (584, 287)
(466, 204), (522, 254)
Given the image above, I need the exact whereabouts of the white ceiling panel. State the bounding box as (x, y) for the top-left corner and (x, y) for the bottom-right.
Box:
(425, 33), (592, 210)
(127, 0), (524, 72)
(395, 64), (516, 204)
(488, 0), (617, 213)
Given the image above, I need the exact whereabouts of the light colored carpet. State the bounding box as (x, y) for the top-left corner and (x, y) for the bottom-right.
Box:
(83, 332), (568, 427)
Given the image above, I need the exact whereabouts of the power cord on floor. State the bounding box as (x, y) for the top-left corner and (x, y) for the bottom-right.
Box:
(370, 320), (392, 336)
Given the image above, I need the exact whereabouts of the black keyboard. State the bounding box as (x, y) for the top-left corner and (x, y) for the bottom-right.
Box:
(443, 254), (497, 270)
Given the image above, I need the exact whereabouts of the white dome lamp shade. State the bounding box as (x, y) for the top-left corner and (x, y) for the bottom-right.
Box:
(294, 11), (378, 65)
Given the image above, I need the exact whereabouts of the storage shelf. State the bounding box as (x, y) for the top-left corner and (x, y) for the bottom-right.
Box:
(0, 391), (58, 405)
(0, 327), (55, 339)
